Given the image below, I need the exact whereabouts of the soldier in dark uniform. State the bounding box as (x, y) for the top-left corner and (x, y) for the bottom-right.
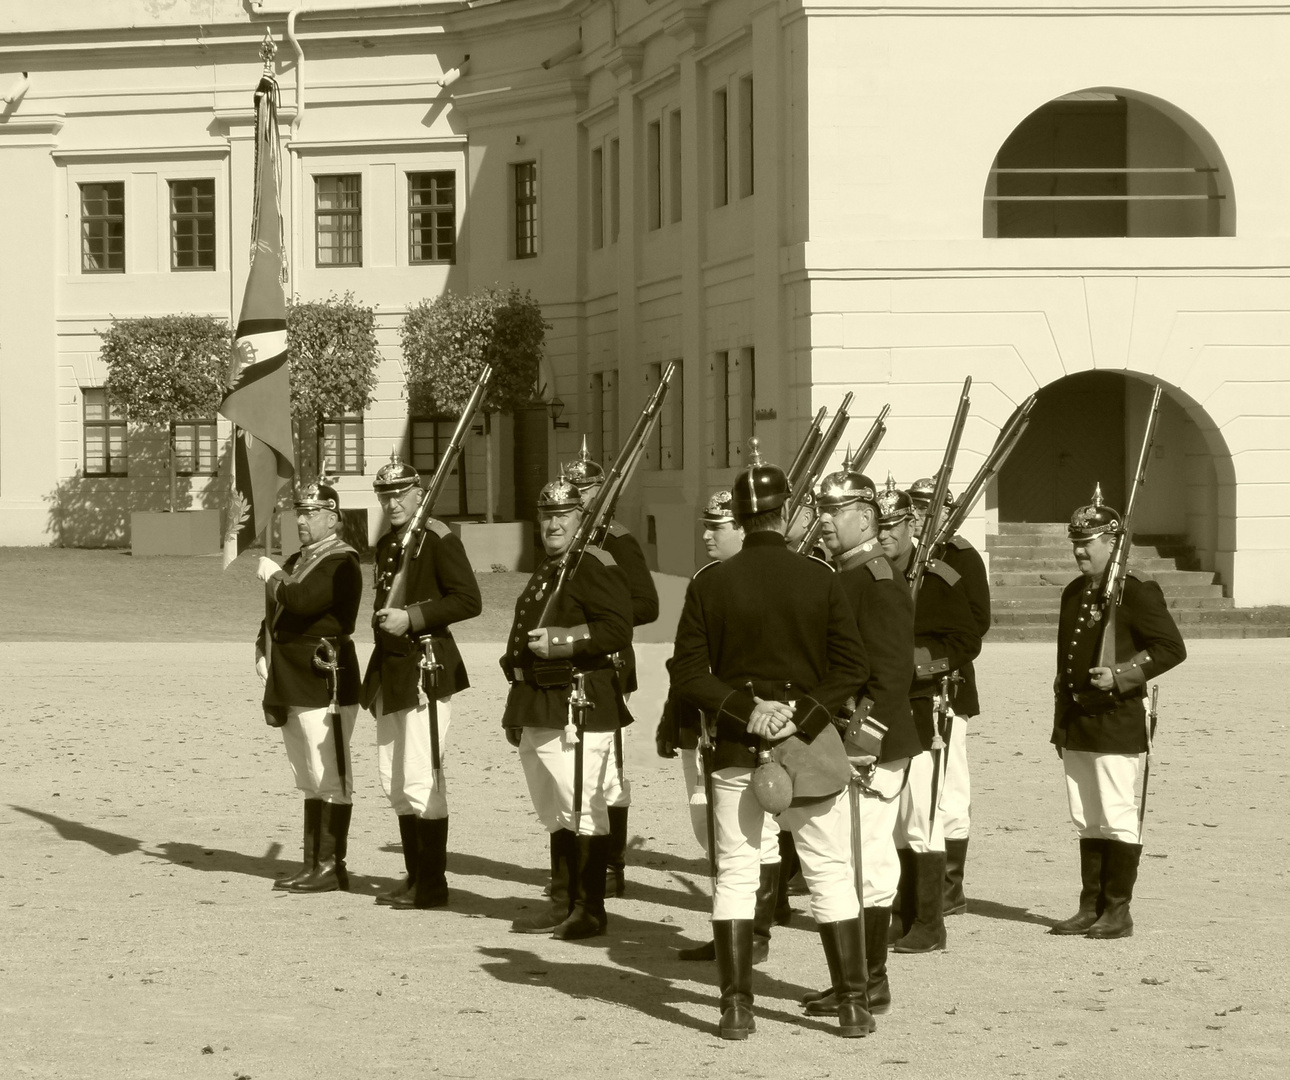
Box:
(876, 480), (981, 954)
(1050, 485), (1185, 939)
(909, 476), (991, 916)
(254, 482), (362, 893)
(504, 475), (635, 940)
(802, 467), (917, 1016)
(361, 456), (481, 910)
(671, 444), (874, 1041)
(565, 438), (659, 897)
(657, 491), (785, 965)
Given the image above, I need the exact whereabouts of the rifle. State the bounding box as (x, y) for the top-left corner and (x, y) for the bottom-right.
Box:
(785, 406), (828, 494)
(908, 377), (972, 605)
(539, 361), (677, 626)
(383, 363), (493, 612)
(782, 392), (854, 533)
(1094, 385), (1164, 670)
(792, 404), (890, 556)
(926, 393), (1037, 557)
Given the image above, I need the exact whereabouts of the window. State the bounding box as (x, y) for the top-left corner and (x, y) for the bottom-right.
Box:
(609, 139), (621, 243)
(590, 370), (618, 464)
(171, 419), (218, 475)
(669, 110), (683, 224)
(315, 174), (362, 266)
(408, 171), (456, 264)
(711, 349), (754, 468)
(83, 388), (127, 476)
(647, 361), (683, 471)
(319, 414), (364, 475)
(591, 147), (604, 250)
(513, 162), (538, 259)
(80, 182), (125, 273)
(410, 414), (466, 515)
(646, 120), (662, 231)
(738, 76), (754, 199)
(169, 178), (216, 271)
(712, 88), (729, 208)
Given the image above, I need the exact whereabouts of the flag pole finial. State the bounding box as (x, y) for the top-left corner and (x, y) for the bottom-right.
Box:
(259, 28), (277, 73)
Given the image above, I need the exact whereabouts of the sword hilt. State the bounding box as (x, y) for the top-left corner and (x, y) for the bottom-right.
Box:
(418, 637), (443, 690)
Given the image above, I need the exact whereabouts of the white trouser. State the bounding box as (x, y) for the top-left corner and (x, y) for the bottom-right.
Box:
(940, 716), (971, 841)
(895, 749), (945, 853)
(1063, 750), (1142, 843)
(280, 703), (358, 805)
(374, 691), (453, 819)
(602, 725), (631, 808)
(682, 747), (780, 860)
(711, 767), (857, 924)
(858, 759), (908, 908)
(518, 727), (614, 836)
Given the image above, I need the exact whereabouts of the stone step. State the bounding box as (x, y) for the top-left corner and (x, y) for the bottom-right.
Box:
(990, 569), (1217, 588)
(993, 594), (1233, 612)
(989, 555), (1180, 573)
(992, 581), (1225, 600)
(988, 622), (1290, 642)
(987, 541), (1186, 561)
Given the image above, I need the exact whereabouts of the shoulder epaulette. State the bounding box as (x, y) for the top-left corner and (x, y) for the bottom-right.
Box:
(426, 518), (453, 539)
(692, 560), (719, 581)
(926, 558), (961, 587)
(608, 521), (629, 538)
(866, 558), (894, 581)
(948, 535), (973, 551)
(1126, 567), (1153, 584)
(586, 545), (618, 567)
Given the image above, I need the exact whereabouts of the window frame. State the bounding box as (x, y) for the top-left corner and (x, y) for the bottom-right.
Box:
(646, 120), (662, 231)
(314, 173), (363, 268)
(407, 170), (457, 265)
(83, 388), (128, 477)
(513, 161), (538, 260)
(170, 418), (219, 476)
(409, 413), (468, 515)
(712, 88), (729, 209)
(80, 181), (126, 274)
(168, 177), (217, 272)
(318, 413), (365, 475)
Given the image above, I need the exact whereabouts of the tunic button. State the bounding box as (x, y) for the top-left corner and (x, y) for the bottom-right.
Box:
(1065, 668), (1071, 674)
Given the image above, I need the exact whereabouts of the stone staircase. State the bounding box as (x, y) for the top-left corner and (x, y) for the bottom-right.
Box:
(986, 522), (1290, 642)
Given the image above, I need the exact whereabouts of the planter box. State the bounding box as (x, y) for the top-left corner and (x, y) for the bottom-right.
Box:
(450, 520), (535, 572)
(130, 510), (222, 556)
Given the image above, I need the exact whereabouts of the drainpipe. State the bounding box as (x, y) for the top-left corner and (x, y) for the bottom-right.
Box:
(286, 7), (308, 133)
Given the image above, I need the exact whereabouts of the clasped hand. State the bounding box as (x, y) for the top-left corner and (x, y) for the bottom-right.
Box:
(1087, 666), (1114, 692)
(746, 697), (796, 741)
(375, 607), (411, 637)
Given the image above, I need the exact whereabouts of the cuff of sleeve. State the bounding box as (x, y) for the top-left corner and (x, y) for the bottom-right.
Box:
(407, 604), (427, 635)
(913, 646), (949, 679)
(792, 697), (832, 740)
(717, 688), (756, 726)
(547, 625), (591, 660)
(1112, 651), (1150, 695)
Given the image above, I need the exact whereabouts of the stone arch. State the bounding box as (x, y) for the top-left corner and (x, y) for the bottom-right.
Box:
(995, 370), (1236, 595)
(983, 87), (1235, 238)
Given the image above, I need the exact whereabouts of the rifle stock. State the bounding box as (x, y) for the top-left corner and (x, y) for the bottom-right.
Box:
(785, 406), (828, 493)
(1095, 385), (1163, 669)
(908, 376), (972, 604)
(791, 405), (889, 556)
(783, 392), (853, 528)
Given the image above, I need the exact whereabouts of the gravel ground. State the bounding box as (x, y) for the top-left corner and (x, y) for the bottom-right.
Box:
(2, 624), (1288, 1079)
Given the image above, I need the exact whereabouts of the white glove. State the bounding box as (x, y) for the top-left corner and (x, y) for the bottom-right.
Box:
(256, 556), (280, 583)
(255, 655), (268, 686)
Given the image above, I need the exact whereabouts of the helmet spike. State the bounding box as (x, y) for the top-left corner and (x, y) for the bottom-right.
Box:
(884, 471), (897, 493)
(1092, 482), (1104, 507)
(747, 436), (764, 467)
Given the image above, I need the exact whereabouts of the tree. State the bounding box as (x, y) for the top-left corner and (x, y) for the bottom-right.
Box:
(286, 292), (381, 480)
(101, 313), (230, 511)
(401, 286), (548, 522)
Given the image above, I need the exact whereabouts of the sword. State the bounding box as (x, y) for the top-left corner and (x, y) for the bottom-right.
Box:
(848, 767), (870, 988)
(928, 673), (961, 836)
(567, 673), (593, 834)
(312, 639), (347, 798)
(418, 639), (446, 794)
(699, 712), (718, 899)
(1138, 685), (1158, 843)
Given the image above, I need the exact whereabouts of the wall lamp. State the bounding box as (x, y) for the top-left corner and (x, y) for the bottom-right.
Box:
(549, 397), (570, 429)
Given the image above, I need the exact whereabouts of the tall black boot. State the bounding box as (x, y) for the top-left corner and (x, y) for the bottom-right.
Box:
(376, 814), (419, 905)
(274, 798), (321, 890)
(804, 908), (891, 1018)
(553, 834), (609, 940)
(774, 831), (798, 925)
(512, 830), (572, 932)
(291, 801), (352, 893)
(750, 862), (779, 964)
(944, 837), (969, 916)
(606, 805), (628, 898)
(1050, 838), (1106, 935)
(392, 817), (450, 909)
(1086, 840), (1141, 939)
(892, 851), (946, 953)
(713, 920), (756, 1040)
(889, 847), (917, 943)
(817, 919), (876, 1037)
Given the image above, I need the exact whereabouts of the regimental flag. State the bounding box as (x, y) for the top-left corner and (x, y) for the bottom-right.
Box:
(219, 70), (295, 567)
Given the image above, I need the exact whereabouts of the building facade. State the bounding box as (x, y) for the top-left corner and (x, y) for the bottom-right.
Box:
(0, 0), (1286, 602)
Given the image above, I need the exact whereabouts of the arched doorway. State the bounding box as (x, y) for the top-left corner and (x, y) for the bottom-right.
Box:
(996, 371), (1236, 591)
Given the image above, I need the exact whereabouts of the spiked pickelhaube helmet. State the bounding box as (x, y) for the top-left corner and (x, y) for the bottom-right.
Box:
(564, 437), (606, 492)
(293, 481), (340, 513)
(816, 468), (878, 512)
(908, 474), (953, 510)
(875, 472), (914, 527)
(373, 452), (420, 495)
(702, 489), (736, 526)
(1068, 483), (1122, 541)
(731, 437), (790, 517)
(537, 472), (583, 514)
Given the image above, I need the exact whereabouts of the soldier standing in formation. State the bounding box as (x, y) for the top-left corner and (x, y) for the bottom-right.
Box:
(875, 481), (982, 954)
(564, 440), (659, 897)
(503, 475), (635, 940)
(670, 446), (874, 1040)
(255, 482), (363, 893)
(362, 456), (482, 910)
(1050, 485), (1185, 939)
(801, 467), (917, 1016)
(658, 490), (786, 965)
(909, 477), (991, 916)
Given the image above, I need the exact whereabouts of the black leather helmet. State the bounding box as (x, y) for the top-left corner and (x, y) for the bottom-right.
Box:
(875, 473), (914, 527)
(537, 472), (583, 514)
(702, 489), (736, 526)
(293, 481), (340, 512)
(1068, 483), (1122, 541)
(908, 475), (953, 509)
(816, 469), (877, 512)
(565, 436), (605, 492)
(373, 452), (420, 495)
(731, 437), (790, 516)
